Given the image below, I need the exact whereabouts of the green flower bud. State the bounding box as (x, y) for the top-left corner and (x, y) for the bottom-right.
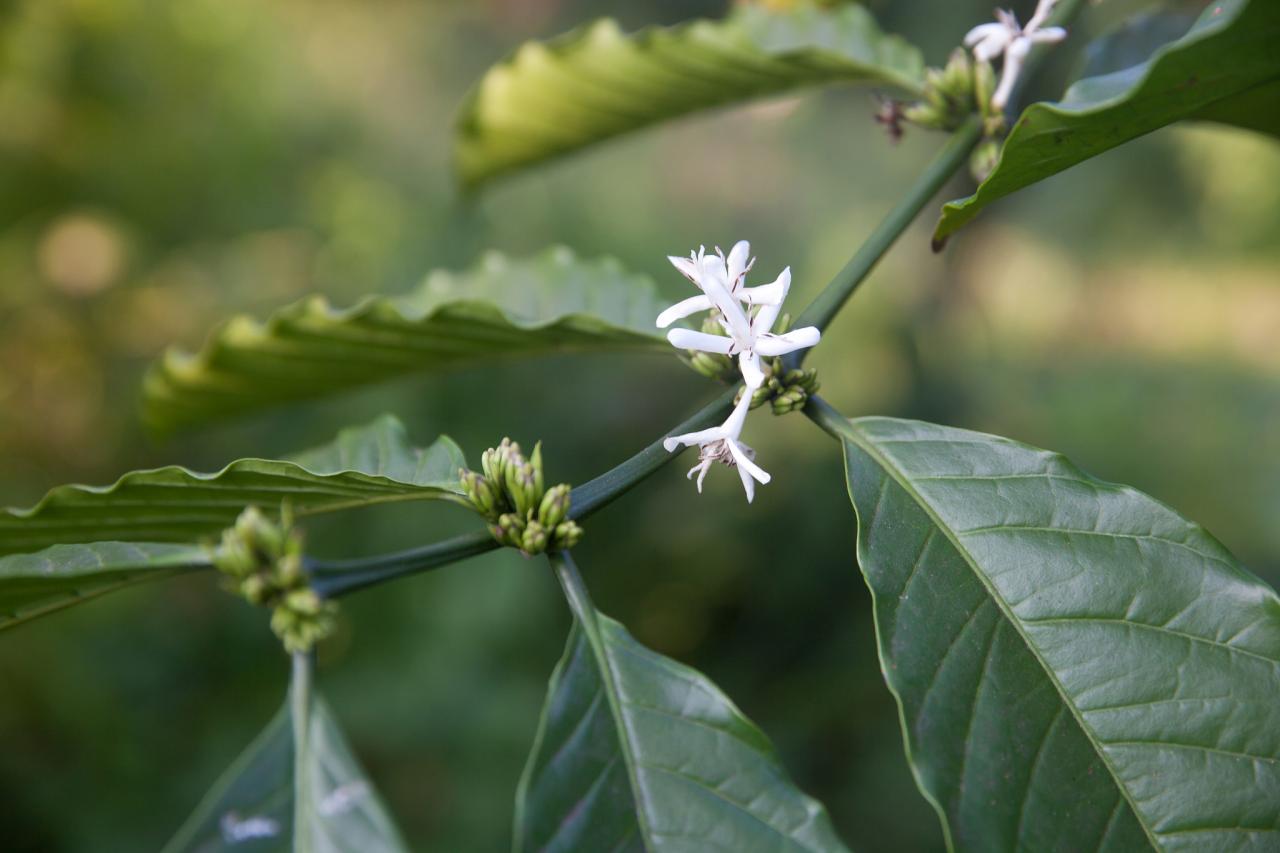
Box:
(939, 49), (972, 101)
(974, 59), (995, 108)
(521, 520), (548, 555)
(537, 483), (570, 529)
(530, 441), (545, 502)
(553, 521), (584, 550)
(461, 469), (499, 519)
(494, 512), (526, 547)
(902, 101), (948, 129)
(240, 574), (270, 605)
(285, 588), (322, 616)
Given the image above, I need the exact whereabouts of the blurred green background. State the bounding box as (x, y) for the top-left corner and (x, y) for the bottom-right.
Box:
(2, 0), (1278, 850)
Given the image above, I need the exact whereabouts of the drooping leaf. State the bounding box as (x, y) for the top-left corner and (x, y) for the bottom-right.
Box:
(515, 553), (850, 852)
(935, 0), (1280, 242)
(164, 664), (407, 852)
(455, 2), (925, 187)
(838, 415), (1280, 850)
(0, 542), (209, 632)
(143, 248), (670, 431)
(0, 415), (466, 556)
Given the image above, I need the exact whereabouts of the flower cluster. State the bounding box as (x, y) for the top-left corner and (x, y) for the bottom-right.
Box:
(658, 241), (820, 501)
(965, 0), (1067, 111)
(213, 506), (336, 654)
(461, 438), (583, 555)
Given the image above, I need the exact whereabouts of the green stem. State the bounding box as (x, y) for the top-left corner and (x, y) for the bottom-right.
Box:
(803, 392), (851, 441)
(786, 115), (982, 363)
(290, 651), (314, 849)
(548, 550), (596, 629)
(308, 389), (736, 597)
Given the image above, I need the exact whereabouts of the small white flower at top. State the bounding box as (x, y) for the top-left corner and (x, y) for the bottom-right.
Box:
(657, 240), (820, 501)
(965, 0), (1068, 111)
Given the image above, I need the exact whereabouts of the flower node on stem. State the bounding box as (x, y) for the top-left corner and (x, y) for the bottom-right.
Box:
(212, 505), (336, 654)
(461, 438), (583, 556)
(732, 314), (820, 415)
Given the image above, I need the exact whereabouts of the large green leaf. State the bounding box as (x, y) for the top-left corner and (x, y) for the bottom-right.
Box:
(515, 553), (850, 852)
(935, 0), (1280, 242)
(0, 415), (465, 556)
(455, 2), (925, 187)
(143, 248), (669, 431)
(838, 415), (1280, 850)
(164, 660), (407, 852)
(0, 542), (209, 632)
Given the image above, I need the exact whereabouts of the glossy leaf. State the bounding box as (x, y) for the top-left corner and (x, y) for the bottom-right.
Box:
(164, 667), (407, 852)
(839, 415), (1280, 850)
(515, 553), (850, 852)
(143, 248), (669, 431)
(935, 0), (1280, 242)
(0, 542), (209, 632)
(455, 2), (925, 186)
(0, 415), (465, 556)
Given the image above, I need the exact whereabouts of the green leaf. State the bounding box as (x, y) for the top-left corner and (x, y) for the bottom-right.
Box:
(516, 553), (850, 852)
(0, 542), (209, 632)
(143, 248), (670, 431)
(935, 0), (1280, 242)
(455, 3), (925, 187)
(164, 664), (407, 852)
(838, 415), (1280, 850)
(0, 415), (466, 556)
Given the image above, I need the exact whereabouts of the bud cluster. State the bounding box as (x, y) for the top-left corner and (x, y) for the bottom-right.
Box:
(460, 439), (583, 556)
(213, 506), (336, 654)
(736, 357), (820, 415)
(902, 49), (996, 133)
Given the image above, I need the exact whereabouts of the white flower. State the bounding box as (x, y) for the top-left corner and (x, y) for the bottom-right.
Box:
(663, 391), (771, 502)
(965, 0), (1067, 110)
(658, 241), (820, 391)
(657, 240), (820, 501)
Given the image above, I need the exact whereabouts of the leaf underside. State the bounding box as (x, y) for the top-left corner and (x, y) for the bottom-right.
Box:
(163, 694), (407, 853)
(516, 587), (849, 851)
(935, 0), (1280, 241)
(0, 542), (208, 632)
(840, 416), (1280, 851)
(455, 2), (925, 187)
(0, 415), (465, 556)
(142, 248), (670, 432)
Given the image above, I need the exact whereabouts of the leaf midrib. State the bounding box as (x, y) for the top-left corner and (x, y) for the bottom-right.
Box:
(839, 419), (1160, 852)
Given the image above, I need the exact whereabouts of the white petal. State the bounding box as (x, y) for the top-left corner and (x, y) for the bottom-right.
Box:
(664, 426), (725, 453)
(656, 294), (713, 328)
(972, 30), (1014, 62)
(741, 266), (790, 307)
(698, 256), (754, 343)
(726, 240), (751, 287)
(1028, 26), (1067, 44)
(720, 389), (754, 439)
(753, 326), (821, 357)
(667, 328), (734, 354)
(963, 22), (1009, 47)
(736, 461), (755, 503)
(739, 351), (766, 392)
(991, 39), (1030, 110)
(668, 255), (700, 283)
(1025, 0), (1056, 32)
(727, 439), (771, 485)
